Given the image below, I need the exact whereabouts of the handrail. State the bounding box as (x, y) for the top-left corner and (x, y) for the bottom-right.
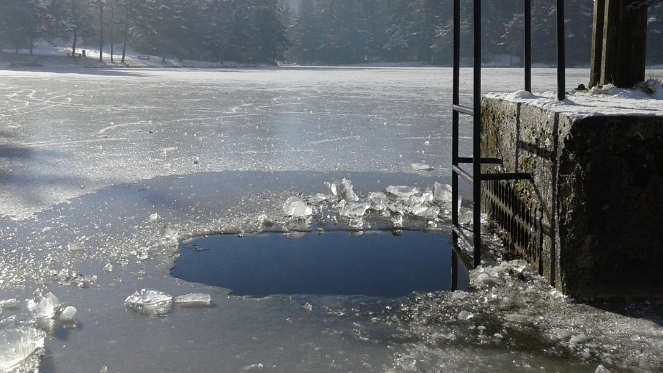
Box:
(451, 0), (566, 267)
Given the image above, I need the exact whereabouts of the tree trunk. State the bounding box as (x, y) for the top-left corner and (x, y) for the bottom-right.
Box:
(121, 7), (128, 63)
(72, 29), (78, 57)
(99, 0), (104, 61)
(110, 0), (114, 62)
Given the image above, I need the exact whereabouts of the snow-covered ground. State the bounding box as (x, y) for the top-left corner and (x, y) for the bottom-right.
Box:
(1, 40), (262, 69)
(0, 66), (661, 373)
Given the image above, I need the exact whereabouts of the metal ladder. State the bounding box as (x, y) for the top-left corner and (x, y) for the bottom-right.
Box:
(451, 0), (566, 267)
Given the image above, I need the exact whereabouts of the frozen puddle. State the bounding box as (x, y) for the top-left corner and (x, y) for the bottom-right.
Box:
(171, 231), (469, 297)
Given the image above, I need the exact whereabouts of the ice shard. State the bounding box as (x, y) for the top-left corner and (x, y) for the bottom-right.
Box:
(124, 289), (173, 316)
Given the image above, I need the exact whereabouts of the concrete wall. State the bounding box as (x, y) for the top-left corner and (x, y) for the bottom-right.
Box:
(481, 97), (663, 298)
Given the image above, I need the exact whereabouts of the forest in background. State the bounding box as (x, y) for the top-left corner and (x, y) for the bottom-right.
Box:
(1, 0), (662, 66)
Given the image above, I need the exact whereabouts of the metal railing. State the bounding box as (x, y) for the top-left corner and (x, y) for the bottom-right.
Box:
(451, 0), (565, 267)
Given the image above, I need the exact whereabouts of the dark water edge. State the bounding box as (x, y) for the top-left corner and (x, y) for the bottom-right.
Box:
(172, 230), (469, 297)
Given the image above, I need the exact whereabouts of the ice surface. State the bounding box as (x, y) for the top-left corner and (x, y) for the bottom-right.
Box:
(174, 294), (212, 307)
(28, 293), (60, 319)
(0, 326), (45, 372)
(0, 67), (659, 372)
(124, 289), (173, 316)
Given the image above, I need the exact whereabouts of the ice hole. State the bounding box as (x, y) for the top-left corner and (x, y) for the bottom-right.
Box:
(170, 230), (468, 297)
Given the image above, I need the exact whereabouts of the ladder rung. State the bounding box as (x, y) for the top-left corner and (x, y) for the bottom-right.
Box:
(452, 165), (474, 185)
(458, 157), (502, 164)
(481, 172), (531, 181)
(452, 104), (474, 116)
(454, 167), (531, 184)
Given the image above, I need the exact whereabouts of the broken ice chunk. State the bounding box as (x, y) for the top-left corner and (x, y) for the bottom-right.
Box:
(68, 243), (84, 252)
(459, 209), (473, 225)
(595, 365), (611, 373)
(458, 310), (474, 321)
(411, 163), (432, 171)
(339, 201), (371, 218)
(408, 190), (433, 205)
(433, 182), (453, 202)
(331, 178), (359, 201)
(0, 326), (45, 372)
(391, 213), (404, 227)
(410, 205), (440, 219)
(386, 185), (420, 200)
(0, 299), (18, 310)
(282, 196), (312, 218)
(103, 263), (114, 272)
(28, 293), (60, 319)
(307, 193), (330, 204)
(174, 293), (211, 307)
(59, 306), (77, 322)
(124, 289), (173, 316)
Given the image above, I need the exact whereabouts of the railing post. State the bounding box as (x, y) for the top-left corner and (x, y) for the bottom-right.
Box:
(557, 0), (566, 100)
(473, 0), (482, 266)
(452, 0), (460, 241)
(525, 0), (532, 92)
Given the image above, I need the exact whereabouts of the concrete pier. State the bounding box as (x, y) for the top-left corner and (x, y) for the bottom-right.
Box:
(481, 93), (663, 298)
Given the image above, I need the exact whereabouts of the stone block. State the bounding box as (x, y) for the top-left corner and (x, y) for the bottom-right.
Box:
(481, 97), (663, 298)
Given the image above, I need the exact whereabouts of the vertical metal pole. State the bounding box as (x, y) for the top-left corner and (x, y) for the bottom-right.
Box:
(451, 249), (459, 291)
(473, 0), (482, 266)
(525, 0), (532, 92)
(557, 0), (565, 100)
(452, 0), (460, 238)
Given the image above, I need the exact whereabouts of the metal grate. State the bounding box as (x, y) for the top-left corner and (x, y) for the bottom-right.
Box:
(483, 181), (543, 272)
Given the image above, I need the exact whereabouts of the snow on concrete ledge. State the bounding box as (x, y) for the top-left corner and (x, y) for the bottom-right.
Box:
(486, 80), (663, 121)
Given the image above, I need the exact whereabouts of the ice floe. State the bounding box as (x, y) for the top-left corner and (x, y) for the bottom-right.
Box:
(125, 289), (173, 316)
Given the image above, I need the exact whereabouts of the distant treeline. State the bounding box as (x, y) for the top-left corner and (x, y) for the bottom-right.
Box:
(1, 0), (662, 65)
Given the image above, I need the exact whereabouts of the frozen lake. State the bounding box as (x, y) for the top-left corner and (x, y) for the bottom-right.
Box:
(0, 67), (661, 373)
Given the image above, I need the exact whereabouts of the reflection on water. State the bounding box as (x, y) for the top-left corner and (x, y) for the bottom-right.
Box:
(172, 231), (469, 297)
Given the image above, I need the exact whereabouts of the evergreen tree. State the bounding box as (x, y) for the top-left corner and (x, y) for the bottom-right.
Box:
(290, 0), (325, 63)
(251, 0), (290, 63)
(647, 4), (663, 65)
